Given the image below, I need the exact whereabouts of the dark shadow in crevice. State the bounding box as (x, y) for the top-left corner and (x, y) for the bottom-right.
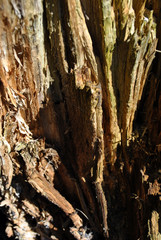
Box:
(133, 57), (160, 139)
(0, 208), (13, 240)
(80, 0), (104, 62)
(59, 0), (76, 71)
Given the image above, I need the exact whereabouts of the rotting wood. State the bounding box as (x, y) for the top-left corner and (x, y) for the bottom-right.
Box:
(0, 138), (13, 190)
(17, 141), (85, 239)
(0, 0), (161, 239)
(45, 0), (109, 237)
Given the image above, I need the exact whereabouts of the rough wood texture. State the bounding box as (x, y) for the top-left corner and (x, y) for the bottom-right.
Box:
(0, 0), (161, 240)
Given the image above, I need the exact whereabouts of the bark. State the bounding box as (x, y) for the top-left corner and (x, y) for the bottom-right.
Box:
(0, 0), (161, 240)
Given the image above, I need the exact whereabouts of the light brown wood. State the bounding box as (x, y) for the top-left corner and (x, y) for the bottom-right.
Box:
(0, 0), (161, 239)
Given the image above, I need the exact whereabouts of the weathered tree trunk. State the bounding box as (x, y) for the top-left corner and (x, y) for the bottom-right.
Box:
(0, 0), (161, 239)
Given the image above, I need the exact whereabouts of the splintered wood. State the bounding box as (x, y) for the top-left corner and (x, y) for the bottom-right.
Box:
(46, 0), (109, 237)
(18, 141), (85, 239)
(0, 138), (13, 189)
(0, 0), (160, 239)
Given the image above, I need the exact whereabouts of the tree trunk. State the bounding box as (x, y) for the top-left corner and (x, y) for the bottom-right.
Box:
(0, 0), (161, 239)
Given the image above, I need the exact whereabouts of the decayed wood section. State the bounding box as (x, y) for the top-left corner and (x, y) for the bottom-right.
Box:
(0, 0), (161, 239)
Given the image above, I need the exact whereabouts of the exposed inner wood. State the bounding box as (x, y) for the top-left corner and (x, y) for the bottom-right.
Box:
(0, 0), (161, 240)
